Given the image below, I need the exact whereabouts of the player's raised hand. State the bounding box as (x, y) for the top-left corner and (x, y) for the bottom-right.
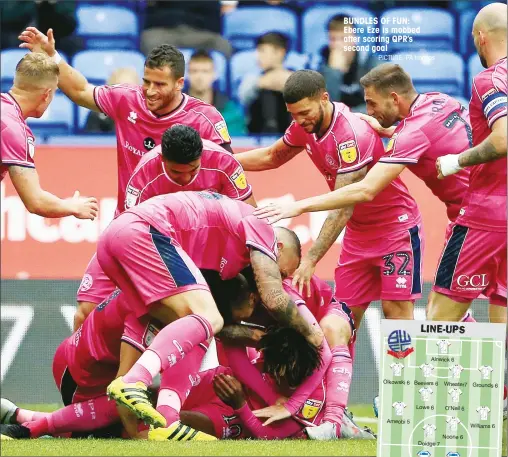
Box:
(292, 258), (316, 297)
(436, 154), (463, 179)
(253, 201), (302, 224)
(18, 27), (56, 57)
(68, 191), (99, 220)
(355, 113), (384, 134)
(213, 373), (246, 410)
(252, 404), (291, 426)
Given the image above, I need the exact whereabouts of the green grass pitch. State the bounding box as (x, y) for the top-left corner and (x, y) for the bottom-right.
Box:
(2, 404), (505, 456)
(1, 404), (379, 456)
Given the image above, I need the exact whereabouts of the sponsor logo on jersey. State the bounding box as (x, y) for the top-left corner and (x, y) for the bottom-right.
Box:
(386, 133), (398, 152)
(214, 120), (231, 143)
(79, 274), (93, 292)
(143, 322), (161, 347)
(480, 88), (496, 102)
(338, 140), (357, 163)
(125, 185), (140, 208)
(143, 137), (156, 151)
(27, 137), (35, 159)
(230, 167), (247, 190)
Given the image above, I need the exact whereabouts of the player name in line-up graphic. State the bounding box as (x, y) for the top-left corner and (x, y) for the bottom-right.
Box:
(378, 324), (505, 457)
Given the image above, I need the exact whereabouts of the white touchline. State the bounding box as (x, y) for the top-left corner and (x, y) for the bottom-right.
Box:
(1, 305), (34, 382)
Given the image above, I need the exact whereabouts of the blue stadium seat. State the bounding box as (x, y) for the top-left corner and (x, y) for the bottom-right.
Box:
(230, 50), (309, 98)
(27, 94), (73, 136)
(72, 50), (145, 85)
(380, 8), (455, 52)
(76, 5), (139, 49)
(467, 53), (484, 95)
(459, 9), (477, 56)
(1, 49), (68, 92)
(223, 7), (298, 51)
(302, 5), (375, 54)
(394, 51), (465, 96)
(180, 49), (228, 94)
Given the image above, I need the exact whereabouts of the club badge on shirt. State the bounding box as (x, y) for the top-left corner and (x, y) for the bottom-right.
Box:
(338, 140), (357, 163)
(386, 133), (398, 152)
(214, 120), (231, 143)
(300, 399), (322, 420)
(231, 167), (247, 190)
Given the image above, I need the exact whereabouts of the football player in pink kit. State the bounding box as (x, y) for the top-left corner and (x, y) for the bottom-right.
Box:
(431, 2), (507, 324)
(236, 70), (423, 332)
(19, 29), (233, 213)
(0, 273), (257, 441)
(1, 53), (97, 220)
(99, 191), (323, 431)
(282, 64), (477, 324)
(75, 125), (255, 330)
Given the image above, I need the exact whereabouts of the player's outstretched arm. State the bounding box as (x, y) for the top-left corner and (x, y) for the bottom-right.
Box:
(218, 325), (266, 348)
(18, 27), (100, 112)
(437, 117), (507, 178)
(253, 161), (406, 224)
(235, 138), (303, 171)
(250, 250), (323, 348)
(292, 167), (367, 296)
(9, 166), (98, 219)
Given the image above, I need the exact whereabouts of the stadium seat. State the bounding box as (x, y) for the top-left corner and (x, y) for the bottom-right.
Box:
(459, 9), (478, 56)
(1, 49), (68, 92)
(26, 94), (74, 136)
(223, 6), (298, 51)
(380, 8), (455, 52)
(302, 5), (375, 54)
(394, 51), (465, 96)
(230, 50), (309, 98)
(467, 53), (484, 95)
(72, 50), (145, 85)
(76, 5), (139, 49)
(179, 49), (228, 94)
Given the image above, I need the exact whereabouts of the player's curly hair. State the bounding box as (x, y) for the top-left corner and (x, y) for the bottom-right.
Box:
(145, 44), (185, 80)
(283, 70), (326, 104)
(161, 125), (203, 164)
(260, 326), (322, 388)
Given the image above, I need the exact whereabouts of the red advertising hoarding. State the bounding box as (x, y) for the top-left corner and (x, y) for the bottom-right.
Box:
(1, 145), (448, 281)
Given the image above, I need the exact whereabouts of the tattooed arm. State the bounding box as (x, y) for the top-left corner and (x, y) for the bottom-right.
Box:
(249, 250), (323, 347)
(235, 138), (303, 171)
(292, 166), (368, 295)
(437, 117), (507, 178)
(458, 117), (507, 166)
(218, 324), (266, 348)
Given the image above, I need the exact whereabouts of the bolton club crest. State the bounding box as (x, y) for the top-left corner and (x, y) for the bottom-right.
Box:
(387, 329), (414, 359)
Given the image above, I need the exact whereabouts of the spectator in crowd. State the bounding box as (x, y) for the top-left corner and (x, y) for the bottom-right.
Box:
(314, 14), (377, 111)
(84, 68), (139, 133)
(1, 1), (82, 56)
(238, 32), (293, 134)
(187, 50), (247, 136)
(141, 1), (232, 57)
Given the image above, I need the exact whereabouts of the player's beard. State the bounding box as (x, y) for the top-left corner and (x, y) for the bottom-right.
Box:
(479, 53), (488, 69)
(311, 105), (325, 134)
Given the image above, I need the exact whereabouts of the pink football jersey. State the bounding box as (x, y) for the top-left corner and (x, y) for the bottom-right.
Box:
(283, 275), (333, 317)
(283, 102), (420, 237)
(123, 139), (252, 212)
(379, 93), (471, 221)
(457, 57), (507, 232)
(65, 290), (154, 388)
(93, 86), (231, 213)
(126, 191), (277, 279)
(0, 93), (36, 181)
